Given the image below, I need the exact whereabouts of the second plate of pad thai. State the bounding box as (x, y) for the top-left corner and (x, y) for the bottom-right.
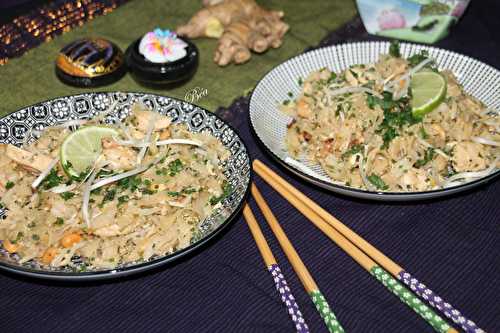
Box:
(250, 41), (500, 200)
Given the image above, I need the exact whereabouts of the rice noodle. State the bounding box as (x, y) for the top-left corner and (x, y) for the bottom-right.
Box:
(1, 101), (231, 270)
(82, 160), (106, 228)
(31, 157), (60, 189)
(429, 163), (442, 189)
(284, 157), (335, 184)
(116, 120), (134, 141)
(472, 136), (500, 147)
(444, 157), (499, 186)
(329, 86), (382, 98)
(382, 73), (397, 85)
(282, 52), (499, 193)
(93, 101), (119, 123)
(22, 128), (42, 147)
(392, 76), (410, 100)
(90, 165), (149, 192)
(22, 120), (86, 149)
(139, 208), (161, 216)
(358, 153), (376, 191)
(47, 183), (77, 194)
(479, 108), (498, 117)
(89, 152), (168, 192)
(136, 112), (157, 165)
(112, 137), (203, 149)
(18, 254), (37, 264)
(50, 119), (88, 129)
(385, 57), (434, 91)
(481, 120), (500, 132)
(416, 137), (449, 159)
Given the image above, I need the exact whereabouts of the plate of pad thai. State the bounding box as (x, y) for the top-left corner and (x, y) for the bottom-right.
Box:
(250, 41), (500, 201)
(0, 92), (250, 280)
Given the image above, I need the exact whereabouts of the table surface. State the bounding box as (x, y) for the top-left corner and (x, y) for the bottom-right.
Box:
(0, 0), (356, 115)
(1, 1), (500, 333)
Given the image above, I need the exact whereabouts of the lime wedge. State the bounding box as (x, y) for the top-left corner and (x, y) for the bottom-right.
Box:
(410, 71), (447, 118)
(60, 126), (118, 177)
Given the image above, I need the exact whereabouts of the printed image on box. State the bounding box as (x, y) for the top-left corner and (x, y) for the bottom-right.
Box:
(356, 0), (470, 43)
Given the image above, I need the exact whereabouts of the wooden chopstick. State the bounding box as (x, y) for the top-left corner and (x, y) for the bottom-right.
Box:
(242, 204), (310, 333)
(253, 159), (466, 333)
(254, 159), (483, 333)
(251, 184), (345, 333)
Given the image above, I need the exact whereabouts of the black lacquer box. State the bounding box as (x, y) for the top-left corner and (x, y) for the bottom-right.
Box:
(55, 38), (127, 87)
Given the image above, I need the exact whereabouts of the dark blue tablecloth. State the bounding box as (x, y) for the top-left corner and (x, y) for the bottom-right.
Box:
(1, 1), (500, 332)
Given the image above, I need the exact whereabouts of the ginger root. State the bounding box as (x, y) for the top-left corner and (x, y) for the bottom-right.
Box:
(176, 0), (289, 66)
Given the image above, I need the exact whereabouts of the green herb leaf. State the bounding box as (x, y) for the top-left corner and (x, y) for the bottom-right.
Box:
(166, 187), (197, 197)
(209, 181), (232, 205)
(91, 187), (102, 195)
(407, 50), (437, 71)
(5, 181), (14, 190)
(59, 192), (75, 201)
(77, 264), (87, 272)
(156, 168), (167, 176)
(389, 40), (401, 58)
(182, 187), (197, 195)
(117, 175), (141, 192)
(366, 94), (377, 109)
(70, 167), (92, 182)
(367, 174), (389, 190)
(168, 159), (183, 176)
(371, 92), (422, 149)
(54, 217), (64, 226)
(419, 126), (429, 139)
(342, 144), (363, 159)
(41, 169), (63, 190)
(101, 188), (117, 206)
(97, 169), (114, 178)
(414, 148), (435, 168)
(11, 231), (24, 244)
(117, 195), (130, 206)
(140, 188), (156, 195)
(381, 127), (399, 149)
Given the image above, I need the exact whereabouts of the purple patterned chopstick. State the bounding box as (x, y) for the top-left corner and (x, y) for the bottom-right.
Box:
(398, 271), (484, 333)
(268, 264), (310, 333)
(243, 204), (310, 332)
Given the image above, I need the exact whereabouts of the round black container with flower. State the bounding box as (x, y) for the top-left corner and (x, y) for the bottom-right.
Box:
(125, 32), (199, 88)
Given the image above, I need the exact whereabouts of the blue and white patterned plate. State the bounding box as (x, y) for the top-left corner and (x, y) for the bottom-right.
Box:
(250, 42), (500, 201)
(0, 92), (251, 281)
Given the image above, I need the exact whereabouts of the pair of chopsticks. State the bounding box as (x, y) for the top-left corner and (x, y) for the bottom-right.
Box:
(244, 184), (345, 333)
(252, 159), (483, 333)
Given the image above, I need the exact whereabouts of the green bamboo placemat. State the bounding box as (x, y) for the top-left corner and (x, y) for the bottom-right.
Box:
(0, 0), (356, 117)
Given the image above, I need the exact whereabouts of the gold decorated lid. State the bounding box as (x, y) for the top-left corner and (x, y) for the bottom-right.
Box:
(56, 38), (124, 78)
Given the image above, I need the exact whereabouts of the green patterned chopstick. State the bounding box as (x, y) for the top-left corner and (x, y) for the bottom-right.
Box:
(254, 159), (483, 333)
(252, 184), (345, 333)
(253, 160), (458, 333)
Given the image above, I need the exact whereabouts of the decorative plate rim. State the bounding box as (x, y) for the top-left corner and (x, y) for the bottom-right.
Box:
(0, 92), (252, 280)
(249, 41), (500, 201)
